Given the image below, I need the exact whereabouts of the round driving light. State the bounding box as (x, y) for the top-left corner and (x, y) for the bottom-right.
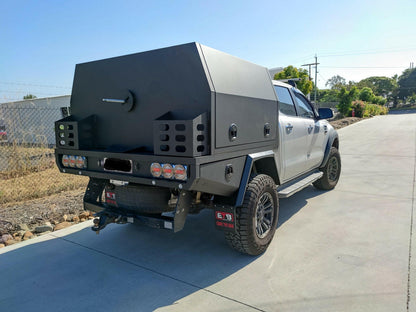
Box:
(69, 155), (76, 168)
(162, 164), (174, 179)
(150, 163), (162, 178)
(62, 155), (69, 167)
(76, 156), (87, 169)
(173, 164), (187, 180)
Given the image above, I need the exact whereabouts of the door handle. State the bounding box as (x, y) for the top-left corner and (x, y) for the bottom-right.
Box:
(308, 125), (314, 134)
(324, 125), (328, 134)
(286, 124), (293, 133)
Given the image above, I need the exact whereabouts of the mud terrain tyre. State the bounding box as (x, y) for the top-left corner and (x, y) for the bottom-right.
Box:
(225, 174), (279, 256)
(314, 147), (341, 190)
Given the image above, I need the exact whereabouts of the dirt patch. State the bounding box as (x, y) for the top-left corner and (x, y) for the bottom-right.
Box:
(0, 189), (90, 246)
(329, 117), (363, 130)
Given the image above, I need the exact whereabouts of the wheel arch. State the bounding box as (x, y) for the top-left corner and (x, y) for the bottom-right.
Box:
(235, 150), (279, 207)
(320, 131), (339, 168)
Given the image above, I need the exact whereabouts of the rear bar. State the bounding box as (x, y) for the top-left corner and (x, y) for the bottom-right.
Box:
(83, 178), (191, 233)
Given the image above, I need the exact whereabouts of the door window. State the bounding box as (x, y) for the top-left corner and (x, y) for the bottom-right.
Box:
(293, 92), (315, 119)
(274, 86), (297, 116)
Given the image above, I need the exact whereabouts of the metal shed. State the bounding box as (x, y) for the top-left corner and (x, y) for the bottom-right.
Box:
(0, 95), (70, 145)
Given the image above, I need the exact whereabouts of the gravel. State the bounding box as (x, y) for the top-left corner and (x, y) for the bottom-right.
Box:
(0, 189), (85, 236)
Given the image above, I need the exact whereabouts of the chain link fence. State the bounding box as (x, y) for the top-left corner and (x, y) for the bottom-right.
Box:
(0, 99), (88, 205)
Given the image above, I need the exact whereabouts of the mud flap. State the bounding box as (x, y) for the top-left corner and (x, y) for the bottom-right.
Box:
(162, 190), (192, 232)
(83, 178), (106, 212)
(214, 205), (236, 233)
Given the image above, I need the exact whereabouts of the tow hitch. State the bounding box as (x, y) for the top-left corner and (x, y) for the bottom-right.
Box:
(84, 177), (192, 233)
(92, 211), (131, 234)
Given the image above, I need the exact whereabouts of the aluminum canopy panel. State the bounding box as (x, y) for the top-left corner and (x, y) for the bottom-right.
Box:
(199, 44), (278, 149)
(70, 43), (211, 152)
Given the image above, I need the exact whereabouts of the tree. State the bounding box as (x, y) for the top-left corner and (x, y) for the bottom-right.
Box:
(358, 87), (375, 102)
(274, 66), (313, 95)
(318, 89), (339, 102)
(337, 86), (358, 116)
(23, 94), (37, 99)
(325, 75), (346, 90)
(398, 68), (416, 101)
(357, 76), (397, 97)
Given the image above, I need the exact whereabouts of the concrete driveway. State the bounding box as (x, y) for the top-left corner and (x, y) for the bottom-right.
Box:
(1, 113), (415, 312)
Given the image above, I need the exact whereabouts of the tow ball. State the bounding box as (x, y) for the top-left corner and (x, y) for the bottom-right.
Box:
(92, 212), (128, 234)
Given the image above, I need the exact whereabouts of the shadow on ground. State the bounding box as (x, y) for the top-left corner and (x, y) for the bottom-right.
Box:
(388, 108), (416, 115)
(0, 185), (325, 311)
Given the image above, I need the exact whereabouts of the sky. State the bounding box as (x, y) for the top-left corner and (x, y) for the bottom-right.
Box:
(0, 0), (415, 102)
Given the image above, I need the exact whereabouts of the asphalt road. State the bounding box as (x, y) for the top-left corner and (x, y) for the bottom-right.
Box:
(1, 112), (415, 312)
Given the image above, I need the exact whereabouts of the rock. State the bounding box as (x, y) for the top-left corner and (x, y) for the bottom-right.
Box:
(72, 216), (80, 223)
(62, 214), (68, 222)
(79, 211), (90, 219)
(66, 215), (74, 222)
(13, 232), (23, 239)
(23, 231), (34, 240)
(54, 222), (71, 231)
(18, 224), (30, 232)
(34, 225), (54, 233)
(80, 218), (86, 222)
(38, 231), (52, 236)
(0, 244), (5, 248)
(44, 221), (52, 227)
(5, 239), (18, 246)
(1, 234), (13, 244)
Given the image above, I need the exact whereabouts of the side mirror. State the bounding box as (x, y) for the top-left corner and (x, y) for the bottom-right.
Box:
(318, 108), (333, 120)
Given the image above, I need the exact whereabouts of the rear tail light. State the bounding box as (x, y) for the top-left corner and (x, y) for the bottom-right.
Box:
(76, 156), (87, 169)
(150, 163), (187, 181)
(61, 155), (88, 169)
(69, 156), (76, 168)
(173, 165), (187, 180)
(150, 163), (162, 177)
(162, 164), (174, 179)
(62, 155), (69, 167)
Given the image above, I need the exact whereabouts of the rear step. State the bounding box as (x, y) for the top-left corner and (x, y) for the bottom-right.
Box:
(277, 171), (323, 198)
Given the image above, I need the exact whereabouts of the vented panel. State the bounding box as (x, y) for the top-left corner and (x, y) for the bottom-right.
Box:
(153, 112), (209, 157)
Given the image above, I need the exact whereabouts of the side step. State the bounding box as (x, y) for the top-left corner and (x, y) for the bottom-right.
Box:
(277, 171), (323, 198)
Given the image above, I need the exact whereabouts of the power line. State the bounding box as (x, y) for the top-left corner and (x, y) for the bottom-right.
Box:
(0, 81), (71, 89)
(321, 66), (407, 69)
(319, 46), (416, 58)
(0, 90), (68, 96)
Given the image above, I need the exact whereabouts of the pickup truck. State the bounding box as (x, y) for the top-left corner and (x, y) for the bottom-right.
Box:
(55, 42), (340, 255)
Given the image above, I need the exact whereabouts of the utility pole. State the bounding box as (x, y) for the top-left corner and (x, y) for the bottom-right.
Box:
(302, 55), (319, 103)
(314, 54), (318, 104)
